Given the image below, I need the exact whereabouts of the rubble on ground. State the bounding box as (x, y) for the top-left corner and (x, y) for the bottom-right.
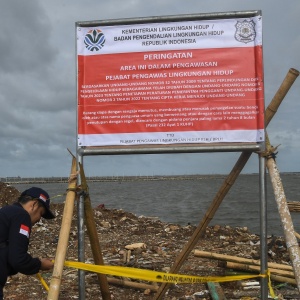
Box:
(0, 182), (299, 299)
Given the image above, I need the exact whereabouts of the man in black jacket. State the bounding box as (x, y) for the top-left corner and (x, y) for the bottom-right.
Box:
(0, 187), (56, 299)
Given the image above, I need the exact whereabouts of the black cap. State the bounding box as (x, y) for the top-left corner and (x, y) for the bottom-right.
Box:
(21, 187), (55, 219)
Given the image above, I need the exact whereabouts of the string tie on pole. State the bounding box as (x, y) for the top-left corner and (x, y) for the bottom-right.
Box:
(257, 144), (280, 160)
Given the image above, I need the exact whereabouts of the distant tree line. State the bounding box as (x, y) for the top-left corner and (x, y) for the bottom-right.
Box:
(0, 174), (230, 184)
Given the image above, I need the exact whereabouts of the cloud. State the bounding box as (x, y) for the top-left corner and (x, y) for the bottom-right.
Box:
(0, 0), (299, 177)
(0, 1), (57, 74)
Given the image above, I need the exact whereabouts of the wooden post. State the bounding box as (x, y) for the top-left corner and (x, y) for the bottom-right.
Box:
(226, 261), (295, 278)
(193, 250), (293, 271)
(47, 157), (77, 300)
(265, 133), (300, 291)
(153, 68), (299, 300)
(79, 163), (111, 299)
(264, 68), (300, 126)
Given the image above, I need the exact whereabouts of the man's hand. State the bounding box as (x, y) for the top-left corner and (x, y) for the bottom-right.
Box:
(40, 258), (54, 270)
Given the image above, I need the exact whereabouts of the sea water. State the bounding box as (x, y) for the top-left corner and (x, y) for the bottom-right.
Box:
(12, 173), (300, 235)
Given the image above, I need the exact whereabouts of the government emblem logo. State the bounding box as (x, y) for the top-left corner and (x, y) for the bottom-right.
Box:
(84, 29), (106, 51)
(234, 20), (256, 44)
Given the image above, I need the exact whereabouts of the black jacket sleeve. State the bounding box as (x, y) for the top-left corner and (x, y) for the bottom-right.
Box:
(7, 211), (41, 275)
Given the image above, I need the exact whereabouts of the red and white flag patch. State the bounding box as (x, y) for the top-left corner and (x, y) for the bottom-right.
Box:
(19, 224), (30, 238)
(39, 193), (47, 203)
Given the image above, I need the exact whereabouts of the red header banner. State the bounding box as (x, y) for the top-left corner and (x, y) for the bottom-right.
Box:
(77, 13), (264, 147)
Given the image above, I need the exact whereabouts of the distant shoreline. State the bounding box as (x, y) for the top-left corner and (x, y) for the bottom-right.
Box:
(1, 172), (299, 184)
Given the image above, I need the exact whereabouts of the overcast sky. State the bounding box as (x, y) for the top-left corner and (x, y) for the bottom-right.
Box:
(0, 0), (299, 177)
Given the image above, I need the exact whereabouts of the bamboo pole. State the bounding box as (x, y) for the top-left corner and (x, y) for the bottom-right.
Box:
(268, 274), (297, 285)
(226, 262), (295, 278)
(264, 69), (299, 126)
(228, 271), (297, 286)
(47, 157), (77, 300)
(287, 202), (300, 212)
(265, 132), (300, 291)
(193, 250), (293, 271)
(79, 163), (111, 300)
(153, 68), (300, 300)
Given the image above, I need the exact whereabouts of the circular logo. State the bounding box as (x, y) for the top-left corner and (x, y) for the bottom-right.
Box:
(84, 29), (105, 51)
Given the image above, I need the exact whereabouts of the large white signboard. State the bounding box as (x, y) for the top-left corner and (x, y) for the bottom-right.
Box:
(77, 12), (264, 147)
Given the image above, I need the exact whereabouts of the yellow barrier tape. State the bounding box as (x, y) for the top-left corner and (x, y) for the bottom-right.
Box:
(64, 261), (265, 284)
(36, 273), (49, 291)
(37, 261), (276, 298)
(267, 270), (276, 299)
